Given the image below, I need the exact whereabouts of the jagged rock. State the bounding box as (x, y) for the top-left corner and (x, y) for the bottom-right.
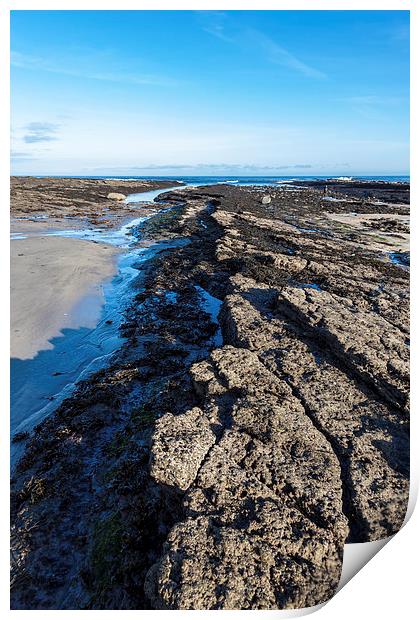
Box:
(146, 490), (343, 609)
(191, 346), (281, 398)
(220, 294), (274, 350)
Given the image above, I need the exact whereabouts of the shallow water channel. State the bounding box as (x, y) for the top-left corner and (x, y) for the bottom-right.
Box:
(11, 181), (276, 464)
(10, 186), (184, 463)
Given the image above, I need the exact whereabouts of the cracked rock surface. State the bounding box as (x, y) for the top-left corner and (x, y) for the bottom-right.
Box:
(146, 183), (409, 608)
(11, 180), (409, 609)
(147, 346), (348, 609)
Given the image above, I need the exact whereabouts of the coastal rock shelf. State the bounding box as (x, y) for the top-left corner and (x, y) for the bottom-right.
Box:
(147, 346), (348, 609)
(10, 179), (409, 609)
(10, 177), (183, 224)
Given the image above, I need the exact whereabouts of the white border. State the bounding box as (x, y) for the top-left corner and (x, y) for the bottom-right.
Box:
(1, 2), (417, 618)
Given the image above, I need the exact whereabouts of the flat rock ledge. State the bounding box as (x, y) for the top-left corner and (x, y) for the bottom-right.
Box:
(144, 183), (409, 608)
(146, 346), (349, 609)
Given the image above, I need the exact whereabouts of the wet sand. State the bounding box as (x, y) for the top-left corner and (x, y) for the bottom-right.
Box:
(11, 236), (120, 360)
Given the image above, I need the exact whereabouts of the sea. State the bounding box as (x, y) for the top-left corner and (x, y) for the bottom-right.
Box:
(33, 175), (409, 185)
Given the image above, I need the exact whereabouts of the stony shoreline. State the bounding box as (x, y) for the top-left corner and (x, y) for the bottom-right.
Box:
(11, 180), (409, 609)
(10, 177), (183, 229)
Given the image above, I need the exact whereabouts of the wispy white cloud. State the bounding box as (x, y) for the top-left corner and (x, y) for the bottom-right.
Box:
(11, 50), (178, 87)
(336, 94), (409, 123)
(245, 28), (326, 79)
(201, 12), (235, 43)
(11, 150), (39, 161)
(23, 121), (60, 143)
(199, 14), (326, 79)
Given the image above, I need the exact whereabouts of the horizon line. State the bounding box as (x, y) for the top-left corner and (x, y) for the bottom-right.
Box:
(10, 173), (410, 178)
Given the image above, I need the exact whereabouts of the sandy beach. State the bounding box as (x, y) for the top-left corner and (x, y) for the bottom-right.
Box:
(10, 178), (176, 443)
(10, 177), (179, 362)
(11, 236), (119, 359)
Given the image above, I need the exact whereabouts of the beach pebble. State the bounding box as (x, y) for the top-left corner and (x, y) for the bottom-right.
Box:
(261, 194), (272, 204)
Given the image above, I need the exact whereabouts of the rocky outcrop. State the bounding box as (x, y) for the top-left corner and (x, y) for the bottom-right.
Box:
(277, 286), (409, 412)
(146, 182), (409, 607)
(219, 282), (409, 541)
(146, 347), (348, 609)
(10, 177), (182, 224)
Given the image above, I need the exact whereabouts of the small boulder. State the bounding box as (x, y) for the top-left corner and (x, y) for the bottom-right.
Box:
(261, 195), (272, 204)
(107, 192), (126, 201)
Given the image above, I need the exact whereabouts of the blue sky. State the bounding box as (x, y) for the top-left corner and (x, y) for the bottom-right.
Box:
(11, 10), (409, 176)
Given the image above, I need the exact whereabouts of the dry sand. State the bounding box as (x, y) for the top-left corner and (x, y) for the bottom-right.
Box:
(11, 236), (120, 360)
